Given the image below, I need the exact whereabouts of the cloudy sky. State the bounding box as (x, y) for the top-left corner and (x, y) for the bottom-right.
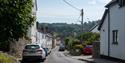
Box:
(37, 0), (111, 24)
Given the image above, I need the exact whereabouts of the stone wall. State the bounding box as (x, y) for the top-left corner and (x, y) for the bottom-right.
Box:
(9, 38), (30, 58)
(92, 41), (100, 58)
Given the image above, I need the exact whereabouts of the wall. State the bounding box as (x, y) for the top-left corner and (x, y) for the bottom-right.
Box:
(100, 12), (109, 56)
(93, 41), (100, 58)
(27, 0), (37, 43)
(109, 4), (125, 60)
(9, 38), (30, 57)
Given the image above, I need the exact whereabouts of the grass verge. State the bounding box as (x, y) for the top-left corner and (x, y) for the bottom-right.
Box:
(0, 52), (18, 63)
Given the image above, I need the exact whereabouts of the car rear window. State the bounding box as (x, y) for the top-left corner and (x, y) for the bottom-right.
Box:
(25, 45), (40, 49)
(60, 44), (65, 47)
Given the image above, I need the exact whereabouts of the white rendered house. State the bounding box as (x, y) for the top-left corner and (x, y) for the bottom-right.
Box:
(98, 0), (125, 60)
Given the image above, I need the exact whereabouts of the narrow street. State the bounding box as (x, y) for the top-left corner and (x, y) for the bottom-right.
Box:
(44, 46), (88, 63)
(22, 46), (88, 63)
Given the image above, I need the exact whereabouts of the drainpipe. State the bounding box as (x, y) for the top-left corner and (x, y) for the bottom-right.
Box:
(108, 8), (110, 57)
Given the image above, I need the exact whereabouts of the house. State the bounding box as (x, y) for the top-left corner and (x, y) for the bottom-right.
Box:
(36, 23), (53, 49)
(27, 0), (37, 43)
(36, 31), (52, 49)
(98, 0), (125, 60)
(89, 23), (99, 33)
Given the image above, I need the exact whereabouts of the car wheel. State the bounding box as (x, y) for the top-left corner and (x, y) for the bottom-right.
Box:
(22, 59), (27, 62)
(41, 59), (44, 62)
(40, 58), (45, 62)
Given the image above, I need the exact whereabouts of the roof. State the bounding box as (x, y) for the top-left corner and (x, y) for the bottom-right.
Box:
(98, 9), (108, 30)
(105, 0), (117, 8)
(89, 23), (99, 32)
(98, 0), (118, 30)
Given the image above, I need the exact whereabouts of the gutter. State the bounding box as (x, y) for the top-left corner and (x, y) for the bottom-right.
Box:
(108, 8), (110, 57)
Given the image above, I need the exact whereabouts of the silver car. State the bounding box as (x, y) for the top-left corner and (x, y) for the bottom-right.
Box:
(22, 44), (46, 62)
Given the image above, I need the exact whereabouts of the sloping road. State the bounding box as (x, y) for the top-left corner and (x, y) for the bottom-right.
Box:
(22, 46), (88, 63)
(44, 46), (88, 63)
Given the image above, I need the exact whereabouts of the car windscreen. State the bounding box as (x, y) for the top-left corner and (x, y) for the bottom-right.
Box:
(25, 45), (40, 49)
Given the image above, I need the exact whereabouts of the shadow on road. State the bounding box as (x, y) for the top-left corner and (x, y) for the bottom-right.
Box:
(20, 60), (43, 63)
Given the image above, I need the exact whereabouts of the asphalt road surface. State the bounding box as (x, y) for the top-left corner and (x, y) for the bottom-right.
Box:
(22, 47), (88, 63)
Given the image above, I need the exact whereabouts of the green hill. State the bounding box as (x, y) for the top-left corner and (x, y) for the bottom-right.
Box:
(38, 21), (99, 38)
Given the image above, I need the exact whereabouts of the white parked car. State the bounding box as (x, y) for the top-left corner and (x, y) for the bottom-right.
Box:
(22, 44), (46, 62)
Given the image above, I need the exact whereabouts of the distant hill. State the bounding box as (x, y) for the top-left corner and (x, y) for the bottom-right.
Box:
(38, 21), (99, 38)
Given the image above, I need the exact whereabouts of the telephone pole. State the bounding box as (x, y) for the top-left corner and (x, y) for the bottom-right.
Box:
(81, 9), (84, 32)
(51, 32), (55, 49)
(62, 0), (84, 32)
(80, 9), (84, 43)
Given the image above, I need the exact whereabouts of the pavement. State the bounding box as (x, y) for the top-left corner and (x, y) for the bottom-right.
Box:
(63, 50), (123, 63)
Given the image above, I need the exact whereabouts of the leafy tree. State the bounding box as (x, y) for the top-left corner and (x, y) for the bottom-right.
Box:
(77, 32), (100, 45)
(81, 32), (94, 41)
(39, 21), (98, 39)
(85, 33), (100, 45)
(0, 0), (34, 51)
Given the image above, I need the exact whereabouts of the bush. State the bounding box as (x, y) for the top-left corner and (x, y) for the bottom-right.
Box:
(73, 44), (84, 49)
(77, 32), (100, 45)
(72, 39), (80, 46)
(70, 45), (84, 56)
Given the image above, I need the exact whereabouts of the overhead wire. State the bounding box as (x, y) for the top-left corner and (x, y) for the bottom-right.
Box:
(62, 0), (80, 11)
(62, 0), (84, 24)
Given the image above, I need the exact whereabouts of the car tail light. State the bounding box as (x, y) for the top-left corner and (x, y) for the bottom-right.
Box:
(37, 49), (42, 54)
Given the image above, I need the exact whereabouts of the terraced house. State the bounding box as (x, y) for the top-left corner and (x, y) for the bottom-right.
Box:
(27, 0), (38, 43)
(98, 0), (125, 60)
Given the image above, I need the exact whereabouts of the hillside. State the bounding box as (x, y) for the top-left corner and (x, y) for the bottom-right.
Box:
(38, 21), (99, 37)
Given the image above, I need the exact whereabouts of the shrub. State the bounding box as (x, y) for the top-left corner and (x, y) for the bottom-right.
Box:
(69, 45), (84, 56)
(73, 44), (84, 50)
(72, 39), (80, 46)
(77, 32), (100, 45)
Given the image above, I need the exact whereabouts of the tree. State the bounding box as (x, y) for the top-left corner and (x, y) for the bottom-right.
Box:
(77, 32), (100, 45)
(0, 0), (34, 51)
(85, 33), (100, 45)
(78, 32), (94, 42)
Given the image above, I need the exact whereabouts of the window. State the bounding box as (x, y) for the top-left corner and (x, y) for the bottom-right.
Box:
(112, 30), (118, 44)
(25, 45), (40, 49)
(42, 34), (44, 39)
(118, 0), (125, 7)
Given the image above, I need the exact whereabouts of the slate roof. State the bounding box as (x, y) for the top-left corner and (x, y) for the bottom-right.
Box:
(98, 9), (108, 30)
(98, 0), (118, 30)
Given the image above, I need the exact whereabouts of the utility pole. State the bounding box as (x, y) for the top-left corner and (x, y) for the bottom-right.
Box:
(80, 9), (84, 44)
(62, 0), (84, 43)
(51, 32), (55, 49)
(81, 9), (84, 32)
(63, 0), (84, 32)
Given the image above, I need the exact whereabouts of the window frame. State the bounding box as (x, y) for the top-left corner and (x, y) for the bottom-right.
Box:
(112, 30), (118, 44)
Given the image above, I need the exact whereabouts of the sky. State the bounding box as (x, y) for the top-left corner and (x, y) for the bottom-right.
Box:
(37, 0), (111, 24)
